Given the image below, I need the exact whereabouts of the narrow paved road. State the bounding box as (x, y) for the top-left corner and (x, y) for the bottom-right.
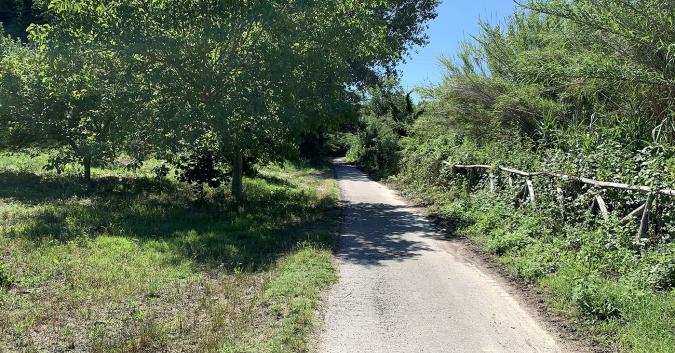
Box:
(318, 161), (566, 353)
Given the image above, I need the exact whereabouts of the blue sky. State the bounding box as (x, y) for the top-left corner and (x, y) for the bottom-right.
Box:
(399, 0), (517, 92)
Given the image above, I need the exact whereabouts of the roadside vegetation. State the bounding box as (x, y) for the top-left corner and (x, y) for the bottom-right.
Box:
(0, 151), (338, 352)
(343, 1), (675, 352)
(0, 1), (439, 351)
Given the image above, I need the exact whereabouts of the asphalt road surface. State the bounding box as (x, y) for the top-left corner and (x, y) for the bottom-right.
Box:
(318, 160), (567, 353)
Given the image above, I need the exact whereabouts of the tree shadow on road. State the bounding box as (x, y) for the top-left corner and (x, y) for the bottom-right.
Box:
(333, 163), (371, 182)
(336, 202), (439, 266)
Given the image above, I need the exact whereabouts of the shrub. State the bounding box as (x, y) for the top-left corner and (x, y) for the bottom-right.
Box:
(175, 147), (229, 189)
(628, 247), (675, 291)
(345, 116), (400, 178)
(509, 240), (563, 281)
(486, 228), (534, 255)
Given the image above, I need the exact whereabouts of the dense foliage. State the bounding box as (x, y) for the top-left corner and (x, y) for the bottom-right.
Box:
(345, 79), (421, 178)
(345, 1), (675, 352)
(0, 0), (47, 40)
(0, 0), (439, 197)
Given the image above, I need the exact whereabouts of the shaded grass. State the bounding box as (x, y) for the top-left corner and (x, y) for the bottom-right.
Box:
(0, 152), (338, 352)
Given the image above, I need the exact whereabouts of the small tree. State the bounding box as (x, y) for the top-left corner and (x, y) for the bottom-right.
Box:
(1, 9), (142, 181)
(174, 135), (230, 201)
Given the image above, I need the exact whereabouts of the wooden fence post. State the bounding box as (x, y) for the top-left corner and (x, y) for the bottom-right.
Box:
(638, 193), (656, 240)
(620, 203), (646, 224)
(590, 194), (609, 220)
(556, 186), (565, 218)
(526, 178), (535, 204)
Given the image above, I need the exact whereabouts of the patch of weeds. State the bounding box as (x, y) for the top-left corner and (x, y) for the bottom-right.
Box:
(485, 227), (533, 255)
(506, 240), (564, 281)
(429, 200), (474, 231)
(0, 260), (14, 290)
(572, 275), (623, 321)
(629, 246), (675, 291)
(91, 319), (170, 353)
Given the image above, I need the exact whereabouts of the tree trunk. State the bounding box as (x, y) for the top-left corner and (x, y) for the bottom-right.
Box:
(83, 157), (92, 182)
(231, 151), (244, 200)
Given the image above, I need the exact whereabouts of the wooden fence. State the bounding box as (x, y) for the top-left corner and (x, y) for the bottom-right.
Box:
(444, 162), (675, 239)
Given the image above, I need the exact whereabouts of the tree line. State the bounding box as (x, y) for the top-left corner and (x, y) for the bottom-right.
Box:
(0, 0), (439, 198)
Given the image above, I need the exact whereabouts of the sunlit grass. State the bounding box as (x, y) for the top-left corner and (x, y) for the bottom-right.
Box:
(0, 152), (338, 352)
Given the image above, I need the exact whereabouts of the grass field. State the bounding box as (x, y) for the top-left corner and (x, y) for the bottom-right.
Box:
(0, 152), (338, 353)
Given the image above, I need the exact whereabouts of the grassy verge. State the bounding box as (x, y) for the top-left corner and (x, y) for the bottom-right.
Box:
(0, 152), (338, 353)
(395, 181), (674, 353)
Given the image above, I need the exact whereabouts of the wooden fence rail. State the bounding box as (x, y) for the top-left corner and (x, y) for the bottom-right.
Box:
(444, 162), (675, 239)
